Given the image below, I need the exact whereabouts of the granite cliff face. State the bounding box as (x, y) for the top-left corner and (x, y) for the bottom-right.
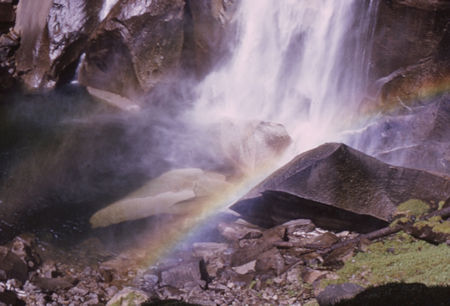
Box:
(0, 0), (237, 97)
(370, 0), (450, 109)
(13, 0), (103, 90)
(1, 0), (449, 106)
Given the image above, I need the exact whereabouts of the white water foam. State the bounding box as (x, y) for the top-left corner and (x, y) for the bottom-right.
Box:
(191, 0), (379, 156)
(99, 0), (119, 20)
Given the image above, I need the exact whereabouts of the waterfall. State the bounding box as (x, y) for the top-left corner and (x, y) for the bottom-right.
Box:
(192, 0), (379, 155)
(99, 0), (119, 20)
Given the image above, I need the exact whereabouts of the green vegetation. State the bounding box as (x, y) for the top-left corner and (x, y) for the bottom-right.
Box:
(323, 232), (450, 288)
(395, 199), (430, 217)
(414, 216), (450, 234)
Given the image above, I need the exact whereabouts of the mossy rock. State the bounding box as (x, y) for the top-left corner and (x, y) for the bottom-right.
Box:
(395, 199), (430, 218)
(409, 216), (450, 244)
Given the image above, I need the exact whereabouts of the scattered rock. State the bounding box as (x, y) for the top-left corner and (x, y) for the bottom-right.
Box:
(254, 248), (285, 275)
(302, 268), (328, 285)
(317, 283), (364, 306)
(160, 261), (204, 289)
(0, 246), (28, 282)
(32, 276), (74, 292)
(106, 287), (149, 306)
(217, 221), (263, 241)
(0, 290), (25, 306)
(232, 260), (256, 275)
(304, 232), (340, 249)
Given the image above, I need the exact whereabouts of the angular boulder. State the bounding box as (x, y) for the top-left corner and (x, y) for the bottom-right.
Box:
(79, 0), (185, 99)
(14, 0), (103, 90)
(231, 143), (450, 230)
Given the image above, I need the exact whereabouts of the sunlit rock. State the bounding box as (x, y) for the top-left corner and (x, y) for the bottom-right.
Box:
(79, 0), (185, 99)
(106, 287), (149, 306)
(86, 86), (141, 112)
(232, 143), (450, 229)
(14, 0), (103, 90)
(90, 168), (231, 228)
(219, 120), (292, 175)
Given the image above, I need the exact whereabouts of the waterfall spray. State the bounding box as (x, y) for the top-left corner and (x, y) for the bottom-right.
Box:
(191, 0), (379, 156)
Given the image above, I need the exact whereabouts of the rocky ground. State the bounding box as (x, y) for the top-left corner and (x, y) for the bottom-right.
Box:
(1, 198), (449, 305)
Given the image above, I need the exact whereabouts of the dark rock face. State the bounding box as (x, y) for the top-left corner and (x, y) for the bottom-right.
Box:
(393, 0), (450, 11)
(0, 30), (19, 92)
(370, 0), (450, 108)
(350, 95), (450, 176)
(13, 0), (103, 90)
(0, 0), (15, 34)
(79, 0), (185, 99)
(185, 0), (237, 77)
(231, 143), (450, 227)
(371, 0), (450, 80)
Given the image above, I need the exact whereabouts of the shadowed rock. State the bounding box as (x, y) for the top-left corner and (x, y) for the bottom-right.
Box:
(79, 0), (185, 99)
(186, 0), (237, 77)
(14, 0), (103, 90)
(231, 143), (450, 230)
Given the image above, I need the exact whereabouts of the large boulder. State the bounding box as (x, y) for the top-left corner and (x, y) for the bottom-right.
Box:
(90, 168), (231, 228)
(231, 143), (450, 229)
(13, 0), (103, 90)
(78, 0), (185, 99)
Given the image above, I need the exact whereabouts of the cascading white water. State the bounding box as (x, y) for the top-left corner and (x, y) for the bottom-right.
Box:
(99, 0), (119, 20)
(192, 0), (379, 155)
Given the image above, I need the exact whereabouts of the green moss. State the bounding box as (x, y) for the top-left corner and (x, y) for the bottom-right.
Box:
(390, 217), (410, 228)
(396, 199), (430, 217)
(414, 216), (450, 234)
(438, 201), (445, 210)
(432, 220), (450, 234)
(325, 232), (450, 288)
